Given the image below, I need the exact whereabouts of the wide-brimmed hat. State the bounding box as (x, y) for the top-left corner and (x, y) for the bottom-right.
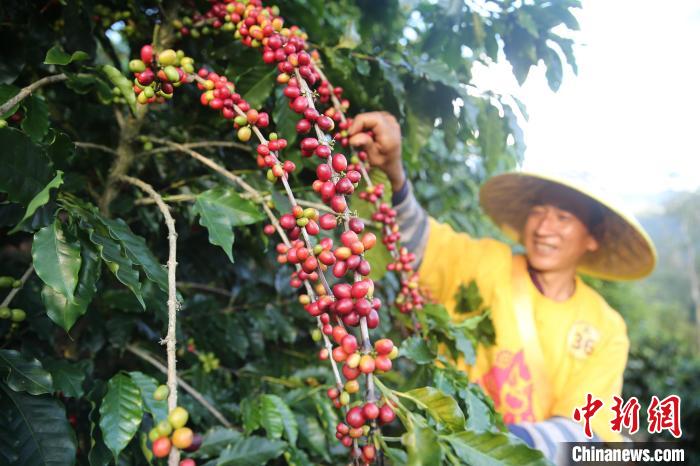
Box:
(479, 171), (657, 281)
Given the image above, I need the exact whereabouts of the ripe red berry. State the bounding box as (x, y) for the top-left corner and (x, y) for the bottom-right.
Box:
(291, 95), (308, 113)
(279, 214), (296, 230)
(152, 437), (171, 458)
(317, 115), (334, 131)
(140, 45), (153, 64)
(300, 137), (319, 151)
(332, 326), (348, 344)
(379, 404), (396, 424)
(374, 338), (394, 355)
(349, 218), (364, 233)
(351, 280), (371, 299)
(312, 162), (331, 181)
(319, 213), (337, 230)
(330, 195), (347, 213)
(315, 144), (331, 159)
(375, 355), (392, 372)
(346, 407), (365, 428)
(342, 363), (360, 380)
(296, 118), (311, 133)
(341, 334), (358, 354)
(332, 154), (348, 172)
(363, 445), (376, 461)
(366, 309), (380, 328)
(336, 422), (350, 435)
(332, 283), (352, 299)
(362, 402), (379, 420)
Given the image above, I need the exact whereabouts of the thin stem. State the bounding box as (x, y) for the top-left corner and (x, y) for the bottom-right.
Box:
(176, 281), (232, 297)
(0, 74), (67, 116)
(126, 345), (234, 428)
(148, 138), (347, 392)
(138, 140), (251, 157)
(295, 68), (379, 404)
(119, 176), (179, 417)
(75, 142), (119, 157)
(0, 266), (34, 308)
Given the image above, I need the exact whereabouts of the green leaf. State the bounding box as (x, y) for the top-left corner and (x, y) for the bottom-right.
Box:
(453, 330), (476, 365)
(400, 335), (435, 364)
(464, 386), (493, 433)
(128, 371), (168, 421)
(9, 171), (63, 234)
(43, 359), (89, 398)
(454, 281), (483, 314)
(0, 128), (54, 205)
(0, 84), (20, 119)
(259, 395), (283, 439)
(0, 383), (77, 465)
(403, 104), (434, 166)
(42, 238), (101, 331)
(195, 427), (243, 458)
(193, 187), (266, 263)
(260, 394), (298, 445)
(444, 430), (550, 466)
(102, 65), (136, 114)
(422, 303), (453, 330)
(87, 382), (111, 466)
(99, 373), (144, 462)
(32, 218), (82, 301)
(100, 217), (168, 293)
(87, 228), (145, 309)
(216, 436), (286, 466)
(516, 11), (539, 38)
(402, 421), (443, 466)
(241, 397), (261, 434)
(401, 387), (466, 432)
(296, 414), (328, 461)
(0, 349), (54, 395)
(272, 87), (298, 148)
(44, 45), (89, 65)
(21, 95), (50, 142)
(239, 67), (276, 108)
(544, 47), (563, 92)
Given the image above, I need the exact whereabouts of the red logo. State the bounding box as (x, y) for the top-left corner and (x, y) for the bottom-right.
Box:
(647, 395), (682, 438)
(572, 394), (683, 439)
(573, 393), (604, 438)
(611, 395), (641, 434)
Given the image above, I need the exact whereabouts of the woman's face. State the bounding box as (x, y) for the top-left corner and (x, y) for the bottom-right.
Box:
(522, 193), (599, 274)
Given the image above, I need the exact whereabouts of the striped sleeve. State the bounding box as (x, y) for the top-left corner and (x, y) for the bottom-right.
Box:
(507, 417), (621, 465)
(392, 180), (429, 267)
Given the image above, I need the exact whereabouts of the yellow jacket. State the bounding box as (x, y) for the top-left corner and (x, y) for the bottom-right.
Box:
(419, 218), (628, 442)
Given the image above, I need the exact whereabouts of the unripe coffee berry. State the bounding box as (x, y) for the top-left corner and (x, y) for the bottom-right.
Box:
(153, 385), (169, 401)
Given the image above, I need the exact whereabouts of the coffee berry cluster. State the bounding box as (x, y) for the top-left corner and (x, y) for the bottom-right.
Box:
(148, 386), (201, 464)
(120, 0), (431, 461)
(128, 45), (194, 104)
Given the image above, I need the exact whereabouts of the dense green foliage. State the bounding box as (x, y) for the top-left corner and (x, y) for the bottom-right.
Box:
(0, 0), (587, 464)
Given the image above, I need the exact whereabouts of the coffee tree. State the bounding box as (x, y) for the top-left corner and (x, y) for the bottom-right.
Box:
(0, 0), (579, 464)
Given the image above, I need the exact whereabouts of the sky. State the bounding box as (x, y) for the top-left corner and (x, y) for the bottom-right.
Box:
(471, 0), (700, 213)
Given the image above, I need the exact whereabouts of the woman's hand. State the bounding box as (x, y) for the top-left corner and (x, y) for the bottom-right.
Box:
(348, 111), (405, 193)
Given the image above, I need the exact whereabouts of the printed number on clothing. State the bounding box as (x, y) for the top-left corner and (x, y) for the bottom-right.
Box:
(567, 321), (600, 359)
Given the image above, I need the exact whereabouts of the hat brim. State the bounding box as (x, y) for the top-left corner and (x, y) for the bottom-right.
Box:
(479, 172), (657, 281)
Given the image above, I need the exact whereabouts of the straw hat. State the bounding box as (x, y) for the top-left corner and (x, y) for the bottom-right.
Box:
(479, 171), (657, 281)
